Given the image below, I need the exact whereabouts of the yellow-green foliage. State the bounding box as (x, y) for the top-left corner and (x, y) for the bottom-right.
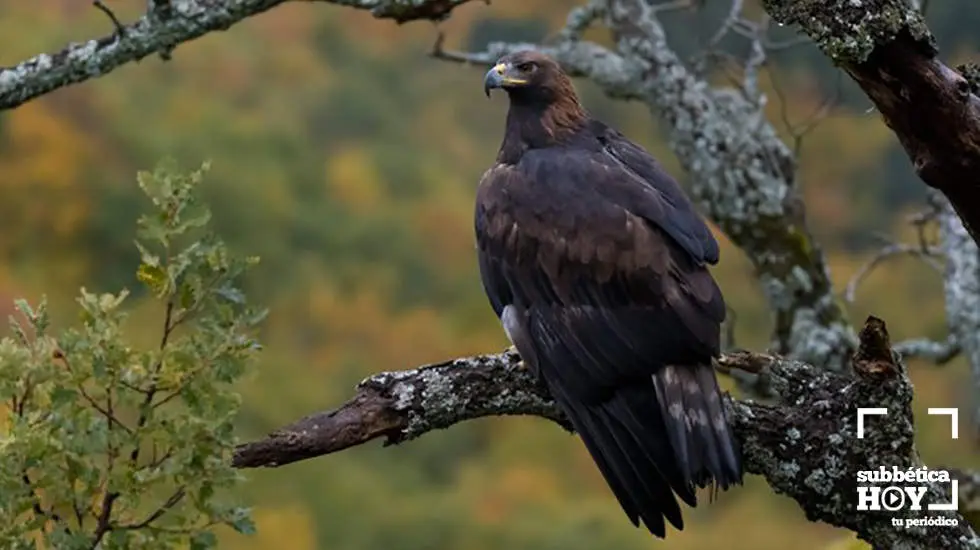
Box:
(0, 163), (265, 549)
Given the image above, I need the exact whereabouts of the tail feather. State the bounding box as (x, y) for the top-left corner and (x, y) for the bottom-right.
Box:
(561, 402), (641, 524)
(592, 405), (684, 531)
(695, 363), (741, 487)
(651, 363), (743, 492)
(601, 388), (698, 507)
(550, 384), (680, 536)
(537, 351), (742, 538)
(545, 362), (743, 537)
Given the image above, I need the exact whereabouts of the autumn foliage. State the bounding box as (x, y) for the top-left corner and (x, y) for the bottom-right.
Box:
(0, 1), (978, 548)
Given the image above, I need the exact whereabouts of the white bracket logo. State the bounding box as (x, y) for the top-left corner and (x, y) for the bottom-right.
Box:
(856, 407), (959, 439)
(856, 407), (887, 439)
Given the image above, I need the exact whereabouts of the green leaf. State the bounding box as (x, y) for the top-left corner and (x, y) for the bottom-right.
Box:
(228, 507), (256, 535)
(137, 263), (170, 297)
(49, 386), (77, 407)
(190, 531), (217, 550)
(215, 286), (245, 305)
(136, 211), (171, 247)
(172, 207), (212, 236)
(134, 240), (160, 267)
(13, 298), (35, 323)
(7, 315), (28, 346)
(0, 161), (264, 546)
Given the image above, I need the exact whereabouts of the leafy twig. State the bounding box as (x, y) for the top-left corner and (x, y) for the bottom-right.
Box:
(117, 487), (187, 531)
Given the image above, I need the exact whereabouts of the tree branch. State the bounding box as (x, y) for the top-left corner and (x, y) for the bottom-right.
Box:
(761, 0), (980, 246)
(0, 0), (478, 111)
(931, 191), (980, 439)
(234, 317), (979, 548)
(894, 336), (961, 365)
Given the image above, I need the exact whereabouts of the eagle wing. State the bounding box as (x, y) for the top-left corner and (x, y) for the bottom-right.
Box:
(474, 146), (740, 536)
(476, 147), (726, 392)
(593, 122), (720, 266)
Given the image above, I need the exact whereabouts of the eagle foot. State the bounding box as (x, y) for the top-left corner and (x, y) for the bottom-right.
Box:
(505, 345), (525, 370)
(506, 346), (550, 392)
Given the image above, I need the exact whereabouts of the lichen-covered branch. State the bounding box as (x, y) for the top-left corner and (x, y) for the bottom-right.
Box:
(232, 350), (568, 469)
(894, 336), (960, 365)
(234, 317), (979, 549)
(0, 0), (477, 111)
(930, 191), (980, 439)
(435, 0), (856, 373)
(761, 0), (980, 246)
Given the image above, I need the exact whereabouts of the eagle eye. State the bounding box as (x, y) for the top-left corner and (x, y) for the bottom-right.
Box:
(516, 62), (536, 73)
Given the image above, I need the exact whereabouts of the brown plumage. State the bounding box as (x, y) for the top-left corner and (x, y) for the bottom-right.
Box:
(475, 51), (743, 538)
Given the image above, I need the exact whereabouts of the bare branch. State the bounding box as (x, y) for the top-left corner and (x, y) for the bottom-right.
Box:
(718, 311), (779, 399)
(762, 0), (980, 245)
(234, 349), (570, 468)
(2, 0), (974, 539)
(767, 67), (843, 157)
(701, 0), (746, 55)
(92, 0), (126, 39)
(234, 318), (979, 548)
(716, 347), (777, 398)
(689, 0), (808, 102)
(430, 33), (496, 66)
(844, 242), (942, 304)
(649, 0), (698, 14)
(0, 0), (480, 111)
(741, 14), (769, 103)
(894, 336), (960, 365)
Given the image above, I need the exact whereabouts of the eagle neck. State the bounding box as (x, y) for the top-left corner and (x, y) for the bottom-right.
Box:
(498, 97), (587, 164)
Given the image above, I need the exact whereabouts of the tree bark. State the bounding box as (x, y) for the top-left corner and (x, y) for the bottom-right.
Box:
(0, 0), (478, 110)
(234, 317), (979, 549)
(763, 0), (980, 246)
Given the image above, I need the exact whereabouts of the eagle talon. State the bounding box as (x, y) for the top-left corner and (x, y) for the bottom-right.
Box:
(506, 346), (548, 389)
(505, 346), (526, 370)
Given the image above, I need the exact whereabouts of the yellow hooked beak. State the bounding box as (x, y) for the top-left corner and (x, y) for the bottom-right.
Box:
(484, 63), (528, 96)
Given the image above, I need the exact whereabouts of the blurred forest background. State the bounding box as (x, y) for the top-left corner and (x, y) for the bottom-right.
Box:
(1, 1), (979, 548)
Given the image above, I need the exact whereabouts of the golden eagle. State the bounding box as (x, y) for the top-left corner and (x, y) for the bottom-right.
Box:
(476, 50), (743, 537)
